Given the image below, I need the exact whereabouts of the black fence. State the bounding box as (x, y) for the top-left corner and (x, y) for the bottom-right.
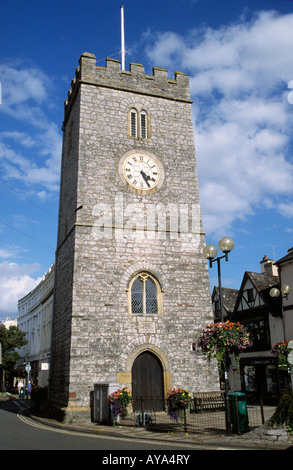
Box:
(120, 396), (276, 435)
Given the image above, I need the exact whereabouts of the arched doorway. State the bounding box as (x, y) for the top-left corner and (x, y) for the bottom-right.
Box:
(132, 351), (164, 411)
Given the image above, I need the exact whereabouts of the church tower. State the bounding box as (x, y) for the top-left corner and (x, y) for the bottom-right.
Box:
(49, 53), (219, 420)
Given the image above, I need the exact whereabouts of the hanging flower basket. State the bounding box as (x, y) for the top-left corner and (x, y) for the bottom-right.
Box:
(109, 387), (133, 424)
(166, 388), (192, 431)
(197, 321), (252, 369)
(271, 341), (289, 368)
(166, 388), (192, 413)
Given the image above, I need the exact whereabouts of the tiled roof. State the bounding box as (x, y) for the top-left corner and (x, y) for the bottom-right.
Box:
(276, 247), (293, 265)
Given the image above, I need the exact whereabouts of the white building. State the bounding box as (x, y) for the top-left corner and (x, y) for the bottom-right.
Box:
(275, 247), (293, 341)
(17, 264), (54, 387)
(1, 317), (17, 328)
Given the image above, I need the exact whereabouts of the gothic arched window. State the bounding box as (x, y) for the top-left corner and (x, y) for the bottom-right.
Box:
(129, 273), (162, 315)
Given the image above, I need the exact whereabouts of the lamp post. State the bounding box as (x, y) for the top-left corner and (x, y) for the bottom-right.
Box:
(203, 236), (234, 435)
(270, 283), (292, 389)
(270, 284), (291, 341)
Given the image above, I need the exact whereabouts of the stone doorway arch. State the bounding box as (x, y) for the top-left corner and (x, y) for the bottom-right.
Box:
(132, 351), (164, 411)
(117, 342), (172, 409)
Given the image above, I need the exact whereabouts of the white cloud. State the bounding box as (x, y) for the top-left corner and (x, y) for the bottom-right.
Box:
(0, 248), (16, 259)
(0, 62), (48, 108)
(146, 10), (293, 235)
(279, 202), (293, 219)
(0, 131), (36, 148)
(0, 62), (61, 194)
(0, 261), (42, 317)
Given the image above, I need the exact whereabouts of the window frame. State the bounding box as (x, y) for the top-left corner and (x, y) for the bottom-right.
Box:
(242, 315), (271, 351)
(140, 111), (147, 139)
(130, 108), (137, 138)
(128, 105), (150, 140)
(128, 272), (163, 316)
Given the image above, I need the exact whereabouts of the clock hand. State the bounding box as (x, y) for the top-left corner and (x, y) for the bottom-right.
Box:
(140, 170), (150, 187)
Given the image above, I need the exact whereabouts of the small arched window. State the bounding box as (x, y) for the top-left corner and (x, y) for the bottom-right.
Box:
(130, 109), (137, 137)
(130, 273), (161, 315)
(140, 111), (147, 139)
(128, 106), (150, 140)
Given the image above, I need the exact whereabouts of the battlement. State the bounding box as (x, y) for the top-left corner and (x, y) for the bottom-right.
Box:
(64, 52), (192, 119)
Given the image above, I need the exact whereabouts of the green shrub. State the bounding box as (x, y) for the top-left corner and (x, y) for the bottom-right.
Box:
(270, 390), (293, 431)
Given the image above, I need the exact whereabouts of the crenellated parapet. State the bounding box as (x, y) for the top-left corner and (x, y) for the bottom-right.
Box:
(64, 52), (192, 123)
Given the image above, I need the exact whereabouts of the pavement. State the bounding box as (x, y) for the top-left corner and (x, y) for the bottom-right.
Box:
(4, 394), (293, 450)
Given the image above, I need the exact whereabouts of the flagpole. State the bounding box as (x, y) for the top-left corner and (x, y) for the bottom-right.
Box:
(121, 5), (125, 71)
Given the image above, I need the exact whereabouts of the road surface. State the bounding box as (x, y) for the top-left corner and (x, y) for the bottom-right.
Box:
(0, 399), (196, 452)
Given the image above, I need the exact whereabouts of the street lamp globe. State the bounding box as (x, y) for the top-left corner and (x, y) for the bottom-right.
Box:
(203, 244), (218, 260)
(218, 237), (234, 254)
(270, 287), (280, 298)
(281, 285), (291, 296)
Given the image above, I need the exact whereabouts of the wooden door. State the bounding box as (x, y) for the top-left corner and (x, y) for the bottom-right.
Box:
(132, 352), (164, 411)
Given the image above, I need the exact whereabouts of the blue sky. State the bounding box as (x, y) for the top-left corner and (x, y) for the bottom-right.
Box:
(0, 0), (293, 320)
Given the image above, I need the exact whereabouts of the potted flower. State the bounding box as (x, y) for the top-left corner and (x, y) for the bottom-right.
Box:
(271, 341), (289, 368)
(166, 388), (192, 431)
(197, 321), (252, 369)
(109, 387), (133, 424)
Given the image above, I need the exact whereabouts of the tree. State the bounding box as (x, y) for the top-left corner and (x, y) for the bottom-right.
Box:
(0, 324), (27, 381)
(270, 391), (293, 431)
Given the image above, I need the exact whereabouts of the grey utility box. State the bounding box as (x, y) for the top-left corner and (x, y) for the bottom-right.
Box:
(93, 382), (120, 424)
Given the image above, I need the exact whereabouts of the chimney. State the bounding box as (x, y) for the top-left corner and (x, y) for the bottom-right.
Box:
(260, 255), (278, 276)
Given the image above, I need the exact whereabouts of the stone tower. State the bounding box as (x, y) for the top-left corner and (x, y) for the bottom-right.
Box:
(49, 53), (219, 420)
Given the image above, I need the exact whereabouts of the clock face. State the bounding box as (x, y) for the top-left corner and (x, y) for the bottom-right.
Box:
(123, 153), (160, 191)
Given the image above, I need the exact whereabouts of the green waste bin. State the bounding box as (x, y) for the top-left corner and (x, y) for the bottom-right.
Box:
(229, 392), (249, 434)
(19, 387), (26, 399)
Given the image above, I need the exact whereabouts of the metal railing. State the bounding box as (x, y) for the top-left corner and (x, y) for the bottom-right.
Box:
(118, 396), (276, 435)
